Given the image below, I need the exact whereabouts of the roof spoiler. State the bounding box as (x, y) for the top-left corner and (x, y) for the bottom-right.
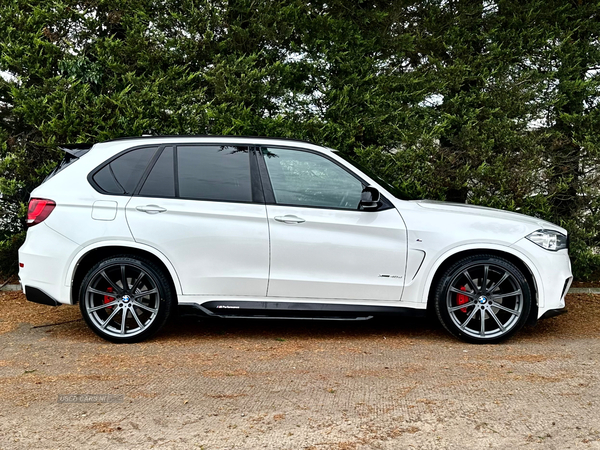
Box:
(42, 143), (94, 182)
(57, 143), (94, 162)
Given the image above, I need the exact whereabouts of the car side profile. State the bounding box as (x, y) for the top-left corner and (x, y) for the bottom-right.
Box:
(18, 136), (572, 344)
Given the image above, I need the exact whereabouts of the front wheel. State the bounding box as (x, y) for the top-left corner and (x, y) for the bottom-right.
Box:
(434, 255), (531, 344)
(79, 255), (174, 343)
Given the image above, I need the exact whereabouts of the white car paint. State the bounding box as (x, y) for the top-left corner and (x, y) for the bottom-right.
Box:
(391, 199), (571, 316)
(265, 205), (407, 301)
(18, 136), (572, 326)
(125, 196), (270, 297)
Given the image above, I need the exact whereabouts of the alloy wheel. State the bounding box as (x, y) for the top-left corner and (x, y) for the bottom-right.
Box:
(445, 263), (524, 340)
(83, 263), (161, 338)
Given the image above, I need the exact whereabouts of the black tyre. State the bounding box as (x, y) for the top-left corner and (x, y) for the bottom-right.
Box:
(434, 254), (531, 344)
(79, 255), (174, 343)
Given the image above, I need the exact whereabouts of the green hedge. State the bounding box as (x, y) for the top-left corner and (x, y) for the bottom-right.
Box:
(1, 0), (599, 279)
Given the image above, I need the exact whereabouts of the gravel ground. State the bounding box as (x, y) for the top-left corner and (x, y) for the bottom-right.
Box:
(1, 291), (600, 450)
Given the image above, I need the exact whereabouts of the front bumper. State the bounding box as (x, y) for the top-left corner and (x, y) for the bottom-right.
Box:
(511, 238), (572, 319)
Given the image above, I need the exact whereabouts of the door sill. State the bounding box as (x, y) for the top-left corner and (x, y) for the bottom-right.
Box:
(178, 300), (426, 320)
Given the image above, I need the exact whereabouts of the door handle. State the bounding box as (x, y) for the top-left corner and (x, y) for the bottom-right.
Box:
(274, 215), (305, 224)
(136, 205), (167, 214)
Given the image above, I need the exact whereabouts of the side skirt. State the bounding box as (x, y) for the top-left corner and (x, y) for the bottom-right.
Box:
(178, 300), (427, 321)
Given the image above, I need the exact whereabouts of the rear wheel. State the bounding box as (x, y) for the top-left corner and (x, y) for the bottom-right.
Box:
(79, 255), (174, 343)
(434, 255), (531, 344)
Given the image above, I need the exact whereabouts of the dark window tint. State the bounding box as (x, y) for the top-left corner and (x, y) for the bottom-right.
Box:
(110, 147), (157, 193)
(93, 165), (124, 194)
(177, 145), (251, 202)
(262, 147), (364, 209)
(139, 147), (175, 197)
(92, 146), (157, 195)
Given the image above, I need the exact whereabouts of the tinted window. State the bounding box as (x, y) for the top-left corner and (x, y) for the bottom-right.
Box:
(92, 147), (157, 195)
(177, 145), (252, 202)
(262, 148), (364, 209)
(93, 165), (124, 194)
(139, 147), (175, 197)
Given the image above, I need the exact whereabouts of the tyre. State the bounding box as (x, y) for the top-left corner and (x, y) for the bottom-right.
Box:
(79, 255), (174, 343)
(434, 254), (531, 344)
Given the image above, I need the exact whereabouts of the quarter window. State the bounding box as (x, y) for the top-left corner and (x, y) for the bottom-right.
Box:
(92, 146), (157, 195)
(262, 147), (364, 209)
(177, 145), (252, 202)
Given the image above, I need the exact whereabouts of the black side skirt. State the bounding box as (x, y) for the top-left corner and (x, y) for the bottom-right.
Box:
(180, 300), (426, 321)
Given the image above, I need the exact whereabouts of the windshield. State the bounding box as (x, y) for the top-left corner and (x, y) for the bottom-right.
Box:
(332, 151), (409, 200)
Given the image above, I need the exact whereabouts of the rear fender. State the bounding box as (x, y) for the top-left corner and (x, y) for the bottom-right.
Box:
(65, 240), (183, 295)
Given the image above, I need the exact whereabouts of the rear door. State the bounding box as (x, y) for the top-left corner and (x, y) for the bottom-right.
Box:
(259, 146), (407, 301)
(125, 144), (269, 296)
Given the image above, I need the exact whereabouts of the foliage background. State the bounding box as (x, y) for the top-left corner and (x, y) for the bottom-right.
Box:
(0, 0), (599, 278)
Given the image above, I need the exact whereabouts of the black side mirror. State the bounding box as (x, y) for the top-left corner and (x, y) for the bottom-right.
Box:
(360, 186), (380, 211)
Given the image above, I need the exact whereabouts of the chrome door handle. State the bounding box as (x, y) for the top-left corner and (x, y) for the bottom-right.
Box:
(136, 205), (167, 214)
(274, 215), (306, 224)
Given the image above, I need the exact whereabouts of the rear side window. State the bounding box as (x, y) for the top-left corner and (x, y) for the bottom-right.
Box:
(139, 147), (175, 197)
(177, 145), (251, 202)
(92, 147), (157, 195)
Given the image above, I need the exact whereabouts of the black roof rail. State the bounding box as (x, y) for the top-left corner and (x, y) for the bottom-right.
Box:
(58, 143), (94, 149)
(101, 134), (316, 146)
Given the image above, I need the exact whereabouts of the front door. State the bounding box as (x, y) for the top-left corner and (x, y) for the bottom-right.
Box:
(260, 147), (407, 301)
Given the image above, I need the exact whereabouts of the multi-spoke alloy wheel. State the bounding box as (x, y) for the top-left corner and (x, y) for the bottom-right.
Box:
(435, 255), (531, 344)
(79, 256), (174, 343)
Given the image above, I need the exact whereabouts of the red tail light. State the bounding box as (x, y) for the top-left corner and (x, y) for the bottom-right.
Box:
(27, 198), (56, 227)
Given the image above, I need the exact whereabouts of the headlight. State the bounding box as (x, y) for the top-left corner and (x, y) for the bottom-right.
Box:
(526, 230), (568, 251)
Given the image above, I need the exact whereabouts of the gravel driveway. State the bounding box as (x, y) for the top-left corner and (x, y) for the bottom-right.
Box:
(1, 291), (599, 449)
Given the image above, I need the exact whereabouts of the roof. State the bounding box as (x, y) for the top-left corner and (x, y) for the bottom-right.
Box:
(102, 135), (316, 146)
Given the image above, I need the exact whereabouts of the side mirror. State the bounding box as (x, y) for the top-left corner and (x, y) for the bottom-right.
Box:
(360, 186), (380, 211)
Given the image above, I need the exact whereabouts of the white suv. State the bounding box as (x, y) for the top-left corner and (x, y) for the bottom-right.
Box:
(18, 136), (572, 343)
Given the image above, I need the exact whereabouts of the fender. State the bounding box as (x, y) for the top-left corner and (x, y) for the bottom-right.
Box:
(415, 242), (543, 306)
(64, 240), (183, 295)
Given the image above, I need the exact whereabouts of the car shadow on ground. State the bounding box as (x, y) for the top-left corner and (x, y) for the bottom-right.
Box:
(151, 298), (587, 345)
(40, 303), (579, 345)
(5, 291), (595, 345)
(157, 308), (450, 343)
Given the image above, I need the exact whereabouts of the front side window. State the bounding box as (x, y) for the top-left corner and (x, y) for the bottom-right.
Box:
(262, 147), (364, 210)
(177, 145), (252, 202)
(92, 146), (157, 195)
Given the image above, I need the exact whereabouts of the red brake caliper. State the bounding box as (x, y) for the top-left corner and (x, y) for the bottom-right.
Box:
(103, 287), (115, 309)
(457, 286), (469, 313)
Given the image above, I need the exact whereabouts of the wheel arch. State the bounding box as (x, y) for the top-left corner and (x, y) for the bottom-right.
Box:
(68, 242), (182, 304)
(424, 247), (540, 324)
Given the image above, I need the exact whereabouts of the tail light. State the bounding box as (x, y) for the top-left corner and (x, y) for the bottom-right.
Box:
(27, 198), (56, 227)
